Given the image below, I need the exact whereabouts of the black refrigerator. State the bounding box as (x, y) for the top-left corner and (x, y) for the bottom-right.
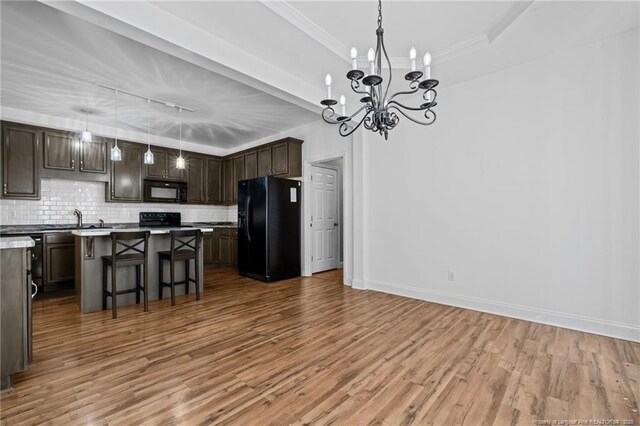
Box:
(237, 176), (301, 283)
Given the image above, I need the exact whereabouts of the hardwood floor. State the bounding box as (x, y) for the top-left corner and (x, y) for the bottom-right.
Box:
(1, 268), (638, 425)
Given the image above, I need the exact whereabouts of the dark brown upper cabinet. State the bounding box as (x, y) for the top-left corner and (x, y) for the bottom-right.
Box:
(145, 147), (185, 181)
(271, 138), (302, 177)
(222, 158), (234, 205)
(232, 155), (245, 203)
(43, 130), (75, 172)
(1, 123), (40, 199)
(107, 141), (144, 202)
(41, 130), (108, 181)
(185, 154), (206, 204)
(258, 146), (273, 176)
(79, 137), (108, 175)
(206, 157), (222, 205)
(244, 150), (258, 180)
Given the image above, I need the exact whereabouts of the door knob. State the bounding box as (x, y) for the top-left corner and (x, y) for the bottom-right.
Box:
(334, 222), (338, 227)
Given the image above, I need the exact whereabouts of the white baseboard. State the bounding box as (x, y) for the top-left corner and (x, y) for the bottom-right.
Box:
(365, 280), (640, 343)
(352, 279), (366, 290)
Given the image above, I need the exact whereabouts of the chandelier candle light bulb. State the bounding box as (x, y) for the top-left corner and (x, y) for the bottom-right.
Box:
(350, 47), (358, 70)
(319, 0), (439, 139)
(367, 48), (376, 75)
(325, 73), (332, 99)
(423, 52), (432, 78)
(410, 47), (417, 72)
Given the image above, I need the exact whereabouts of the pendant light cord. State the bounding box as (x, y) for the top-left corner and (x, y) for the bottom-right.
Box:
(377, 0), (382, 28)
(147, 98), (151, 149)
(114, 89), (118, 147)
(179, 107), (183, 156)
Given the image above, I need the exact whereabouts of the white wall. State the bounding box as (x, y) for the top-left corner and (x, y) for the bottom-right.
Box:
(0, 178), (233, 225)
(362, 30), (640, 341)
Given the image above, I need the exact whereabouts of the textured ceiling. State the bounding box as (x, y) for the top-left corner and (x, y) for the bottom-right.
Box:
(0, 1), (318, 149)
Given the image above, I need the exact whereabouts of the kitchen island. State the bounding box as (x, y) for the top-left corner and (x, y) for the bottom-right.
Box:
(72, 226), (213, 313)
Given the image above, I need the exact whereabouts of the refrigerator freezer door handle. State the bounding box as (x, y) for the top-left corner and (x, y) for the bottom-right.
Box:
(246, 196), (252, 243)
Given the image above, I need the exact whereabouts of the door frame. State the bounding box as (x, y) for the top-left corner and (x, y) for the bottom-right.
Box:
(302, 150), (352, 286)
(309, 163), (341, 273)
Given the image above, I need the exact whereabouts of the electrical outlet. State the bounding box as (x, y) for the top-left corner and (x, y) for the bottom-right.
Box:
(11, 211), (17, 218)
(448, 270), (456, 281)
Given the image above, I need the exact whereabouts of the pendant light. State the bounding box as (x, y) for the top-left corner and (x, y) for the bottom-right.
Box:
(81, 110), (92, 143)
(110, 89), (122, 162)
(175, 107), (185, 170)
(143, 99), (155, 165)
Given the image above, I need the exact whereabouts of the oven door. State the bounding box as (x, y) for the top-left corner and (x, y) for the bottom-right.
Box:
(143, 180), (185, 203)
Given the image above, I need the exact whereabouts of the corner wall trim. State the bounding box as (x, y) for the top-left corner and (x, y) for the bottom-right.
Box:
(365, 280), (640, 343)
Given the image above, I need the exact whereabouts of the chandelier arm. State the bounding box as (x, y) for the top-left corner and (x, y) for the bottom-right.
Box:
(387, 100), (428, 111)
(388, 106), (436, 126)
(387, 87), (420, 103)
(350, 79), (370, 96)
(345, 104), (372, 121)
(339, 109), (373, 137)
(322, 107), (340, 124)
(423, 89), (438, 102)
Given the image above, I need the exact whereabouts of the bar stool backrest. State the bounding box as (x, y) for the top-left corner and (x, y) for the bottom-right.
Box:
(110, 231), (150, 264)
(169, 229), (201, 258)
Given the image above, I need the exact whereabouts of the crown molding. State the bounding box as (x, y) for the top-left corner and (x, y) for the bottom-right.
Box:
(258, 0), (350, 64)
(487, 0), (536, 43)
(261, 0), (535, 71)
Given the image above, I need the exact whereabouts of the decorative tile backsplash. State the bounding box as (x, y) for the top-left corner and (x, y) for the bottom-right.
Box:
(0, 178), (234, 225)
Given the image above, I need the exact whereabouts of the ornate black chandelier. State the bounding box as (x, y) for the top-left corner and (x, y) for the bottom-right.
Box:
(320, 0), (439, 140)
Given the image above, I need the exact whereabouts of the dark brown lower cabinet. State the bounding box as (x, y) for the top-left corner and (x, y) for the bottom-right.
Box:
(205, 228), (237, 268)
(44, 233), (75, 291)
(0, 246), (31, 390)
(203, 233), (214, 266)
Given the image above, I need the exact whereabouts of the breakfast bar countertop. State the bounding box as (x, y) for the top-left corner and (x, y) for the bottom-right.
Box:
(0, 222), (237, 236)
(0, 236), (35, 249)
(71, 226), (214, 237)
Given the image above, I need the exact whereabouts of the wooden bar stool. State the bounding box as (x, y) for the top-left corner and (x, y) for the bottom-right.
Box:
(158, 229), (202, 306)
(102, 231), (150, 319)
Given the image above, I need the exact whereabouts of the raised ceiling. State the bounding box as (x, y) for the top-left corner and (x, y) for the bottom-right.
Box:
(2, 1), (638, 153)
(0, 1), (319, 151)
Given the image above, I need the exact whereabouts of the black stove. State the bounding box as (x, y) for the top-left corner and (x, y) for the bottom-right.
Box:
(139, 212), (191, 228)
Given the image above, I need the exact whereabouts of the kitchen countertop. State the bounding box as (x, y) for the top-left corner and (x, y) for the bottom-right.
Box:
(0, 222), (237, 236)
(71, 226), (214, 237)
(0, 236), (35, 249)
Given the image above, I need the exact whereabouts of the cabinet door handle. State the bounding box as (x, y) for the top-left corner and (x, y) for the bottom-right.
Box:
(31, 281), (38, 299)
(80, 160), (84, 170)
(71, 159), (75, 168)
(3, 183), (6, 194)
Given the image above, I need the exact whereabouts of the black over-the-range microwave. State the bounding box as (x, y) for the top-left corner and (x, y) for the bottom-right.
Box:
(143, 180), (188, 203)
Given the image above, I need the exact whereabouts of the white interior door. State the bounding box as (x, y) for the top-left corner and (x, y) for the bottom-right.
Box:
(311, 166), (339, 273)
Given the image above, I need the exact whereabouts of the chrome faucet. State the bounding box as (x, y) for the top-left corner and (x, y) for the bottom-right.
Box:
(73, 209), (83, 227)
(99, 219), (105, 228)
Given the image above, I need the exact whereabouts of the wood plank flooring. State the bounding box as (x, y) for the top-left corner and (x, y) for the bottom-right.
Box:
(1, 268), (638, 425)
